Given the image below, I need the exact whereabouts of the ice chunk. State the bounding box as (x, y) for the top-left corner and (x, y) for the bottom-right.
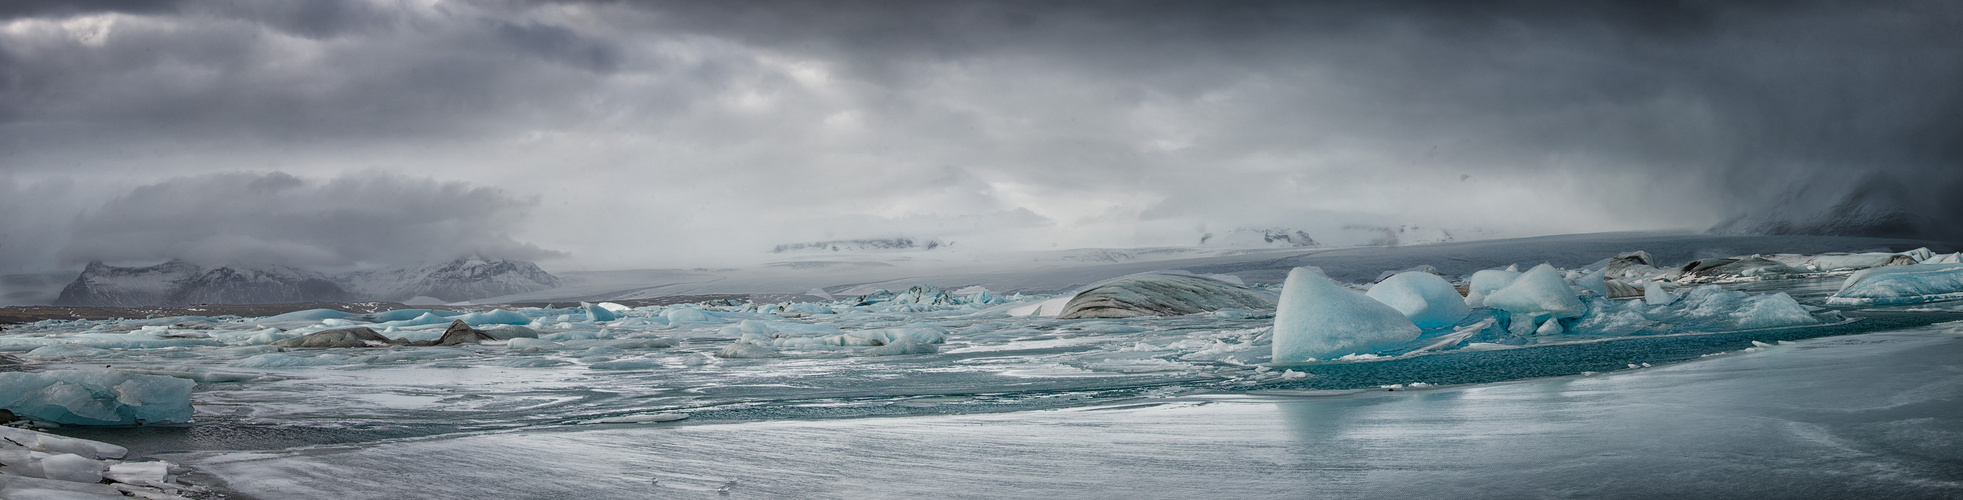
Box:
(1364, 271), (1469, 329)
(365, 309), (463, 322)
(507, 338), (563, 351)
(454, 309), (532, 325)
(0, 426), (126, 459)
(1662, 286), (1819, 330)
(581, 302), (618, 322)
(64, 334), (221, 349)
(270, 327), (395, 348)
(1645, 281), (1678, 306)
(999, 295), (1072, 317)
(1463, 269), (1521, 308)
(1482, 264), (1586, 322)
(376, 312), (454, 328)
(867, 337), (939, 356)
(1271, 267), (1421, 364)
(1600, 251), (1661, 279)
(38, 453), (104, 483)
(1827, 263), (1963, 306)
(482, 324), (539, 340)
(22, 345), (112, 360)
(1576, 271), (1609, 297)
(0, 370), (194, 425)
(1057, 273), (1279, 319)
(104, 461), (170, 484)
(1672, 256), (1801, 282)
(1731, 292), (1817, 329)
(663, 308), (717, 324)
(259, 308), (360, 322)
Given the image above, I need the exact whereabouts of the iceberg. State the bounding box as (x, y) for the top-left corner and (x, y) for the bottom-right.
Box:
(270, 327), (396, 348)
(1644, 281), (1678, 306)
(1057, 273), (1279, 319)
(0, 370), (195, 425)
(1365, 271), (1469, 329)
(1827, 263), (1963, 306)
(1672, 256), (1801, 282)
(260, 308), (361, 322)
(1271, 267), (1421, 364)
(582, 302), (619, 322)
(1463, 269), (1521, 308)
(1482, 264), (1586, 323)
(454, 309), (534, 326)
(365, 308), (464, 322)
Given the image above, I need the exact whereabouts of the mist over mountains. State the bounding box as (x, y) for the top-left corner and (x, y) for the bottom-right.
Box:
(54, 256), (561, 307)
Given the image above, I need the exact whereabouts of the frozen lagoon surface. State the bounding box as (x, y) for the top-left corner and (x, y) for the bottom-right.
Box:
(5, 232), (1963, 498)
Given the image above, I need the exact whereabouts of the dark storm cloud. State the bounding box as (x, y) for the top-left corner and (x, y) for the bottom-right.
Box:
(58, 171), (562, 267)
(1, 0), (1959, 272)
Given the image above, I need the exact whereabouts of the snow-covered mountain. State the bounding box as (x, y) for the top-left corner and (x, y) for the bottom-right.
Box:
(165, 264), (355, 305)
(1711, 175), (1929, 239)
(342, 256), (562, 302)
(51, 256), (560, 306)
(53, 260), (203, 307)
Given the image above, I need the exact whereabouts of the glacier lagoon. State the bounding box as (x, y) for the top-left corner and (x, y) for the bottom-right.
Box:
(3, 232), (1963, 498)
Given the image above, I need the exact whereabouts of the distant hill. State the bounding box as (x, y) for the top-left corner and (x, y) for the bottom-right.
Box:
(772, 238), (949, 253)
(52, 256), (560, 306)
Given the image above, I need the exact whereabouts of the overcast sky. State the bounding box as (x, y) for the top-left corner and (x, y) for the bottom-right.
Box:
(2, 0), (1959, 272)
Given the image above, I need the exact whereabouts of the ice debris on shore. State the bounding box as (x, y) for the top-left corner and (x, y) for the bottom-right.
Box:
(0, 426), (206, 499)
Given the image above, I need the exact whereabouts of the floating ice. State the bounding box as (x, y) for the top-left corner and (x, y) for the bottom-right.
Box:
(365, 309), (463, 322)
(868, 337), (940, 355)
(1645, 281), (1678, 306)
(663, 308), (719, 324)
(1463, 269), (1521, 308)
(454, 309), (533, 325)
(376, 312), (454, 328)
(38, 453), (105, 483)
(1057, 273), (1278, 319)
(0, 426), (126, 459)
(582, 302), (619, 322)
(1482, 264), (1587, 323)
(271, 327), (395, 348)
(482, 324), (540, 340)
(259, 308), (361, 322)
(1673, 256), (1801, 282)
(1271, 267), (1421, 364)
(996, 295), (1072, 318)
(1365, 271), (1469, 329)
(1827, 263), (1963, 306)
(0, 370), (194, 425)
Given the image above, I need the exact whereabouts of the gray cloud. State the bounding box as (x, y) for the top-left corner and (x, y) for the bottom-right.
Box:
(1, 0), (1958, 272)
(58, 171), (561, 268)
